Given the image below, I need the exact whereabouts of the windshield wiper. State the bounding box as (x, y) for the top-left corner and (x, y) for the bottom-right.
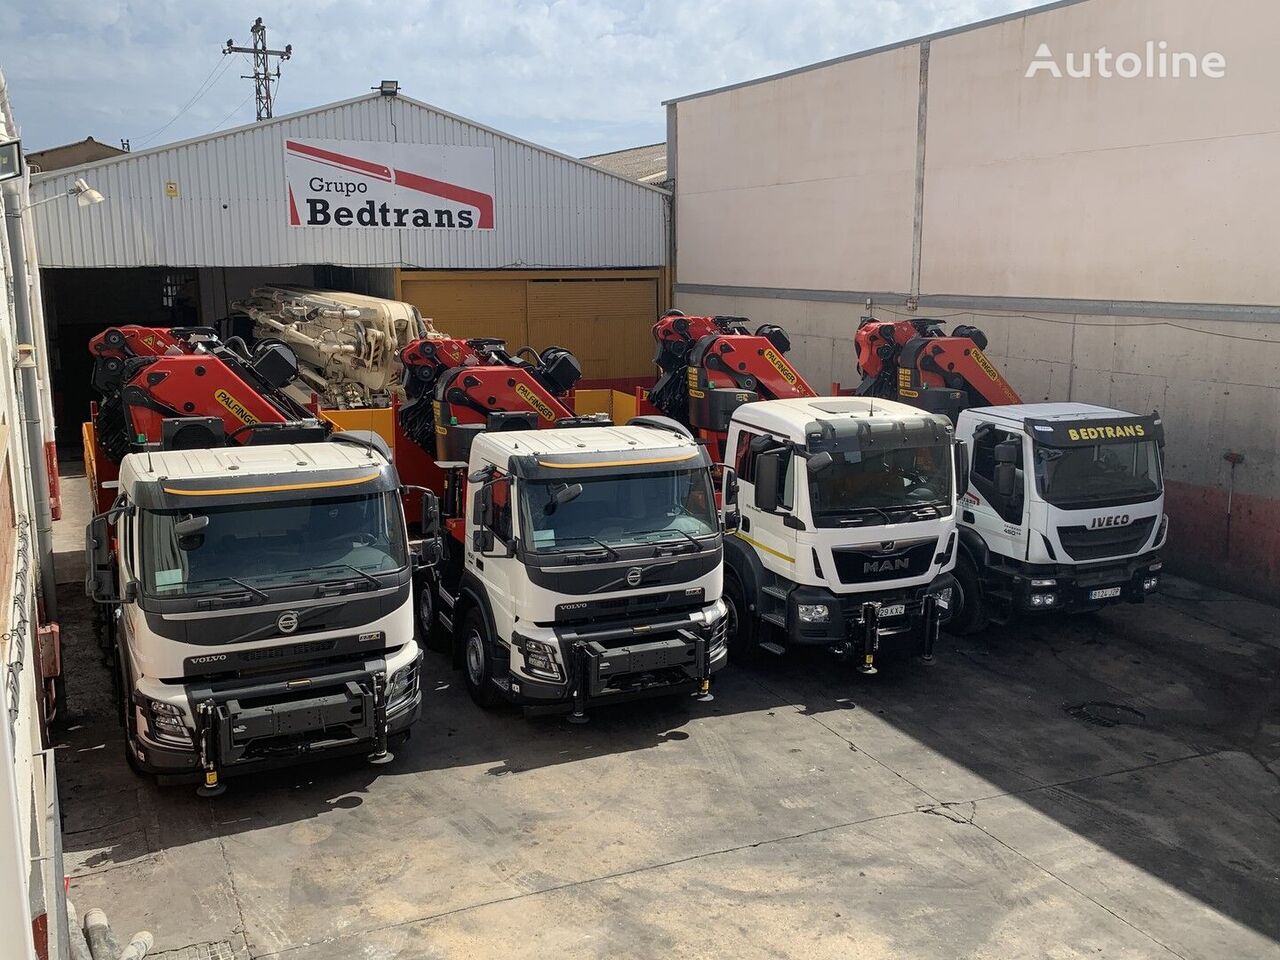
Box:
(652, 528), (702, 553)
(832, 505), (893, 525)
(184, 575), (270, 602)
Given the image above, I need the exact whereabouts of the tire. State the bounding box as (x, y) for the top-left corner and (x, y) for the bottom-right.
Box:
(459, 608), (500, 709)
(724, 573), (762, 660)
(948, 554), (990, 635)
(414, 574), (447, 653)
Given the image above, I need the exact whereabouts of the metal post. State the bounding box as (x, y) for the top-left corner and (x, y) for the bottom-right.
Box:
(195, 700), (225, 797)
(2, 189), (56, 620)
(567, 643), (589, 724)
(368, 674), (393, 765)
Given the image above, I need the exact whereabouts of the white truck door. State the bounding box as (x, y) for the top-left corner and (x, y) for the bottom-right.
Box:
(468, 471), (517, 642)
(731, 427), (801, 577)
(966, 422), (1031, 562)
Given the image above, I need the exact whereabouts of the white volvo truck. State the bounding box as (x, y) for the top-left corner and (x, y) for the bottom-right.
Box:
(86, 432), (432, 793)
(719, 397), (962, 672)
(947, 403), (1167, 632)
(425, 419), (730, 719)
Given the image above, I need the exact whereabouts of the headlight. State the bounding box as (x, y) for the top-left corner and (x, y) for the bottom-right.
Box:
(144, 699), (190, 746)
(1029, 593), (1057, 607)
(934, 587), (952, 611)
(388, 661), (419, 711)
(1031, 578), (1057, 588)
(797, 604), (830, 624)
(521, 638), (563, 681)
(1143, 577), (1159, 592)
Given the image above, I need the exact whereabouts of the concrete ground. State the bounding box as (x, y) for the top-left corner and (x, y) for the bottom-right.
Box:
(51, 527), (1280, 959)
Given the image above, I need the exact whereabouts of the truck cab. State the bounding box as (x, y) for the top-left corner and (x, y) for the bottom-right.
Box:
(430, 421), (729, 718)
(86, 437), (426, 790)
(950, 402), (1167, 631)
(721, 397), (961, 671)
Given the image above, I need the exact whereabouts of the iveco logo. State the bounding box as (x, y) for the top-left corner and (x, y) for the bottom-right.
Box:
(1089, 514), (1132, 529)
(625, 567), (643, 587)
(277, 611), (300, 634)
(864, 557), (910, 574)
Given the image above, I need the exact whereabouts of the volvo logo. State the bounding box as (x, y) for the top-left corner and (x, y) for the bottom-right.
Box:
(277, 611), (300, 634)
(625, 567), (643, 587)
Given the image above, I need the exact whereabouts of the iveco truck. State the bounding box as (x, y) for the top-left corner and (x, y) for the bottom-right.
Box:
(86, 432), (432, 793)
(425, 418), (730, 719)
(947, 403), (1167, 632)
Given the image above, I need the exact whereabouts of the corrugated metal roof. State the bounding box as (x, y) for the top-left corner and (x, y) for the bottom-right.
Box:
(582, 143), (668, 184)
(30, 93), (669, 270)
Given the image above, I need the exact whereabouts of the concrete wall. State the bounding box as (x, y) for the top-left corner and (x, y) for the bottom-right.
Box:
(670, 0), (1280, 599)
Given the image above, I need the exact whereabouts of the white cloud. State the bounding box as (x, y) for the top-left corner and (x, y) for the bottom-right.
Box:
(5, 0), (1041, 156)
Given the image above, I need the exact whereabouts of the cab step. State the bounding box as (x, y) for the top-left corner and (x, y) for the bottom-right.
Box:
(761, 612), (787, 629)
(762, 585), (790, 601)
(759, 641), (787, 656)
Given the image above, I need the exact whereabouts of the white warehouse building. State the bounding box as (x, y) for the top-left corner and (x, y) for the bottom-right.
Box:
(665, 0), (1280, 600)
(29, 89), (671, 454)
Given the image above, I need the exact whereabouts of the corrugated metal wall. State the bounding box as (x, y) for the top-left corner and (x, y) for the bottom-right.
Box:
(30, 94), (668, 270)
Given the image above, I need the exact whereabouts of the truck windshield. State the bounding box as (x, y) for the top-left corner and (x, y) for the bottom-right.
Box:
(518, 468), (718, 553)
(809, 446), (952, 524)
(141, 491), (407, 596)
(1034, 440), (1162, 508)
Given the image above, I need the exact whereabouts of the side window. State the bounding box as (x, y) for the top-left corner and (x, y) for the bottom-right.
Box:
(734, 430), (759, 483)
(970, 427), (1024, 522)
(779, 450), (795, 510)
(488, 476), (512, 543)
(119, 509), (136, 581)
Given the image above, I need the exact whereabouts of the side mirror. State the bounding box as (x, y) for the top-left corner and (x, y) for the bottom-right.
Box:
(473, 526), (495, 553)
(754, 453), (782, 512)
(718, 465), (739, 532)
(955, 440), (970, 497)
(994, 439), (1019, 464)
(995, 461), (1016, 499)
(806, 451), (834, 476)
(548, 482), (583, 511)
(719, 465), (739, 509)
(173, 514), (209, 537)
(420, 490), (441, 537)
(85, 514), (117, 602)
(474, 484), (494, 530)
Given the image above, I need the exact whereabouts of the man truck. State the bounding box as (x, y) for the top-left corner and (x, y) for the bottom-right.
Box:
(650, 313), (962, 674)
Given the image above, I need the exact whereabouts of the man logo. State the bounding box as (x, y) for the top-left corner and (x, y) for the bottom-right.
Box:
(626, 567), (643, 588)
(879, 541), (896, 553)
(277, 611), (300, 634)
(864, 557), (910, 574)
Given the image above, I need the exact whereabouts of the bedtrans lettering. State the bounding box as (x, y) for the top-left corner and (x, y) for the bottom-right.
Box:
(306, 198), (477, 229)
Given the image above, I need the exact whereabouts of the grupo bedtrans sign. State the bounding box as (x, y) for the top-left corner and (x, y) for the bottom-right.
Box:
(285, 139), (496, 230)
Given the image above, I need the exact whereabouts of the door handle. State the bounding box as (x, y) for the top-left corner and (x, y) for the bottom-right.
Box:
(741, 516), (751, 532)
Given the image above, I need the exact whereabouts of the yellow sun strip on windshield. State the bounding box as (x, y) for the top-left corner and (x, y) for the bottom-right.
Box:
(162, 472), (381, 497)
(535, 451), (701, 469)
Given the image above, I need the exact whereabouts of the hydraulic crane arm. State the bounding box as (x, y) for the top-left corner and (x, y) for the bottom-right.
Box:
(650, 311), (816, 454)
(854, 318), (1022, 422)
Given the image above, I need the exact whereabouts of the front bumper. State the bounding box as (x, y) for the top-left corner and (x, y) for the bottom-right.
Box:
(785, 574), (956, 648)
(130, 642), (422, 782)
(505, 600), (728, 713)
(1010, 552), (1163, 614)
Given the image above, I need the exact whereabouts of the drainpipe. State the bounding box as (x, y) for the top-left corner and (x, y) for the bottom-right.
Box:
(1222, 451), (1244, 561)
(3, 187), (57, 619)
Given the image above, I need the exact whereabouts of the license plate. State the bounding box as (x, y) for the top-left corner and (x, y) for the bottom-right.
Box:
(1089, 586), (1122, 600)
(879, 603), (906, 618)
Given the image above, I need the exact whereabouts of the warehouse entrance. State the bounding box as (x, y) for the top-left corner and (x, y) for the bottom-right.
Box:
(397, 269), (665, 390)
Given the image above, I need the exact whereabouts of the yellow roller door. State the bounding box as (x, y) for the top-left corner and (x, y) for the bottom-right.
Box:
(399, 277), (528, 347)
(527, 279), (657, 381)
(397, 271), (660, 381)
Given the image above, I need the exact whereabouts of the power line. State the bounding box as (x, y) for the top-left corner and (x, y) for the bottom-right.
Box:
(213, 91), (255, 131)
(132, 56), (235, 146)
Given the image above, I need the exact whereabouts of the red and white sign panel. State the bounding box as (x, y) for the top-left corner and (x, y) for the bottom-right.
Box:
(284, 139), (496, 230)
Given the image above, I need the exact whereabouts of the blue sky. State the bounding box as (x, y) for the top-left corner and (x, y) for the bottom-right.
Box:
(7, 0), (1039, 157)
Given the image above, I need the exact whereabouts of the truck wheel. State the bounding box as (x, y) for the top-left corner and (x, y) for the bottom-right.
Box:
(948, 555), (989, 635)
(724, 573), (760, 659)
(460, 609), (500, 709)
(414, 574), (446, 653)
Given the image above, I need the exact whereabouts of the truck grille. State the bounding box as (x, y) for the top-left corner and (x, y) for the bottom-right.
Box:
(1056, 517), (1156, 561)
(831, 538), (938, 585)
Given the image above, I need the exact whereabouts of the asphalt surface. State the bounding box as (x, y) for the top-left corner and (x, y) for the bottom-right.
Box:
(53, 576), (1280, 959)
